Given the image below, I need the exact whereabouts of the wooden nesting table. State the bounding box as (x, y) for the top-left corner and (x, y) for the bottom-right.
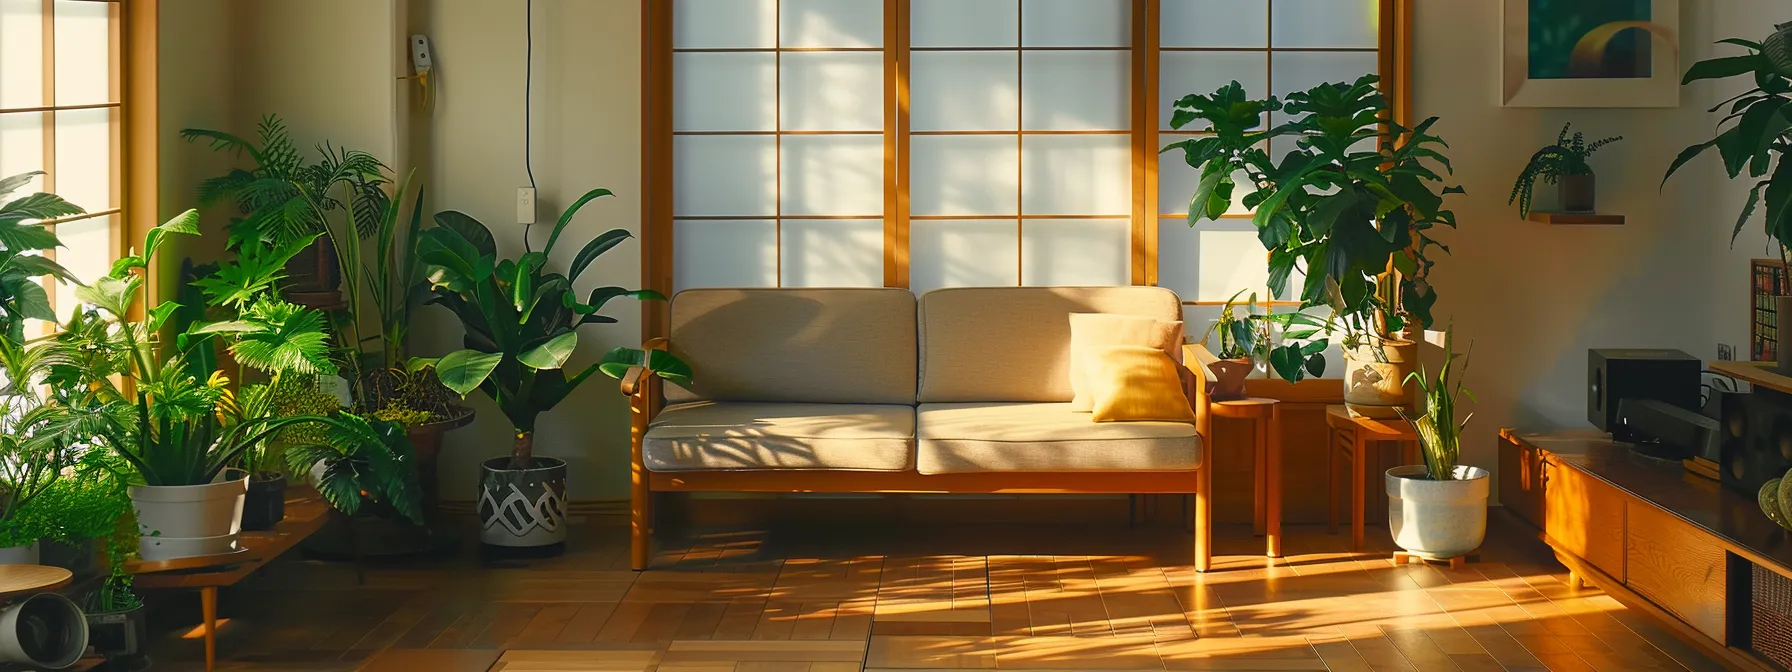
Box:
(1325, 405), (1419, 550)
(1213, 397), (1284, 559)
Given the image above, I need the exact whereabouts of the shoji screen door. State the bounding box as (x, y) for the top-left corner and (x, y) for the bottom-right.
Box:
(669, 0), (891, 292)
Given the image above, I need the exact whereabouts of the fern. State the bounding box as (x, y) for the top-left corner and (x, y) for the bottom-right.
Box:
(1508, 123), (1623, 217)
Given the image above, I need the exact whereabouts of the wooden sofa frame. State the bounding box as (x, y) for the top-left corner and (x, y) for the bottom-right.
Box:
(620, 339), (1214, 573)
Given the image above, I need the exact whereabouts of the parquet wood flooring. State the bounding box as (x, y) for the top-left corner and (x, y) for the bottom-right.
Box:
(137, 510), (1726, 671)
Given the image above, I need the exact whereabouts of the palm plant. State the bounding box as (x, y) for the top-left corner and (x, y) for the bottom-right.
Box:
(1394, 327), (1476, 481)
(1508, 123), (1622, 218)
(0, 171), (83, 343)
(422, 189), (689, 469)
(0, 336), (84, 547)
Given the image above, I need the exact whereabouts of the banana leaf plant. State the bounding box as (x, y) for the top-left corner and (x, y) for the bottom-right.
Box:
(419, 189), (690, 470)
(0, 171), (84, 343)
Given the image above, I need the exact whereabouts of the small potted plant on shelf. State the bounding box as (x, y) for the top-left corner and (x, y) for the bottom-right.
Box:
(1165, 75), (1463, 417)
(1509, 123), (1621, 217)
(420, 189), (689, 554)
(1666, 23), (1792, 373)
(1388, 326), (1488, 560)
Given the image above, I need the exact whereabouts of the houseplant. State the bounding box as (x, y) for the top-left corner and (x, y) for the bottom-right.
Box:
(0, 171), (83, 342)
(1199, 290), (1263, 400)
(0, 336), (81, 564)
(1165, 75), (1462, 416)
(1509, 123), (1622, 217)
(1387, 327), (1488, 559)
(1664, 24), (1792, 372)
(420, 188), (688, 552)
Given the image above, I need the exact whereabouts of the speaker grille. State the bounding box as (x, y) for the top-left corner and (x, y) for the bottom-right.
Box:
(1754, 564), (1792, 670)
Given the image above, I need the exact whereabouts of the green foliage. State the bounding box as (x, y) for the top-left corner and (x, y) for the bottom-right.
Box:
(1666, 25), (1792, 260)
(1202, 290), (1262, 360)
(416, 189), (687, 467)
(1394, 326), (1477, 481)
(1508, 123), (1622, 217)
(0, 172), (82, 342)
(278, 414), (423, 524)
(1164, 74), (1463, 382)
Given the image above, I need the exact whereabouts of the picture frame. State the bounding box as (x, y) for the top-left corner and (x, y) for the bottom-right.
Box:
(1501, 0), (1681, 108)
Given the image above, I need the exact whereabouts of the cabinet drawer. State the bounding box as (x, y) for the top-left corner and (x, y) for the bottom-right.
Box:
(1543, 459), (1626, 582)
(1498, 436), (1546, 527)
(1627, 503), (1726, 641)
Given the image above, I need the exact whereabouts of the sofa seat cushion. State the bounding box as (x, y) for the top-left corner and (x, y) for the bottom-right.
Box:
(916, 403), (1202, 474)
(644, 402), (915, 472)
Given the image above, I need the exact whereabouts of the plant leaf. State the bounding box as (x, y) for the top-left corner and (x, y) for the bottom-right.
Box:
(435, 349), (503, 396)
(518, 332), (578, 370)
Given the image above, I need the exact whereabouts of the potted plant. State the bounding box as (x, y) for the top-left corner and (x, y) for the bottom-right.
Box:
(1200, 290), (1262, 400)
(420, 189), (689, 553)
(1509, 123), (1622, 217)
(0, 337), (80, 565)
(85, 514), (147, 669)
(1165, 75), (1462, 417)
(1665, 24), (1792, 373)
(1387, 327), (1488, 560)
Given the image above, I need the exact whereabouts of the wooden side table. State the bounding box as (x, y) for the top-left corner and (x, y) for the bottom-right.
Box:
(1325, 405), (1419, 550)
(1213, 398), (1283, 559)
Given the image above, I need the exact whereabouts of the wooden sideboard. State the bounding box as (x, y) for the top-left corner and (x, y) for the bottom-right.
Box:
(1500, 429), (1792, 671)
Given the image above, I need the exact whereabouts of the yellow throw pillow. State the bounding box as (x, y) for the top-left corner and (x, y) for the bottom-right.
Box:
(1067, 313), (1184, 412)
(1089, 345), (1198, 423)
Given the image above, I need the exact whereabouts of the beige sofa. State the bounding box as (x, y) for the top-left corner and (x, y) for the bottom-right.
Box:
(620, 287), (1212, 571)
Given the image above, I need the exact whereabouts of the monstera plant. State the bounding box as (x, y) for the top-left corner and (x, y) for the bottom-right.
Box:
(419, 188), (687, 552)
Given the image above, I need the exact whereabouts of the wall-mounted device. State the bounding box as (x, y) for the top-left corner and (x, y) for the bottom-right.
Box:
(1587, 348), (1702, 439)
(406, 34), (436, 112)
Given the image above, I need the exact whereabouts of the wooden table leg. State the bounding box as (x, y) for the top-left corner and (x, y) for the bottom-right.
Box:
(1328, 429), (1341, 535)
(1267, 407), (1282, 559)
(1351, 434), (1367, 551)
(1253, 417), (1267, 536)
(201, 585), (218, 672)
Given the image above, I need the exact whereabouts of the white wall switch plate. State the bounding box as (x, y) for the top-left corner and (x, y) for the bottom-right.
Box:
(517, 187), (537, 225)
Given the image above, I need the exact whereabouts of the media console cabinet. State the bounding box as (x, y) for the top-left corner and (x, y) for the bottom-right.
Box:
(1500, 429), (1792, 671)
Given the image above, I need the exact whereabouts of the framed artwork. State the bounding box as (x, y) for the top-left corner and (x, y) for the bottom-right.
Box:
(1502, 0), (1680, 107)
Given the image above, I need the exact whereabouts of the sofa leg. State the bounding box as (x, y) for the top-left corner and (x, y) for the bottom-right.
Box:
(631, 468), (652, 570)
(1194, 463), (1212, 572)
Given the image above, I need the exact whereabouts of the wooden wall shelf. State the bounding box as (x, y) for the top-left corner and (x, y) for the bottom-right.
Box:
(1709, 360), (1792, 396)
(1526, 212), (1626, 225)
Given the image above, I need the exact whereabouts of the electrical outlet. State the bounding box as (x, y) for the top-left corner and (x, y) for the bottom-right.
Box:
(517, 187), (537, 225)
(1718, 343), (1735, 361)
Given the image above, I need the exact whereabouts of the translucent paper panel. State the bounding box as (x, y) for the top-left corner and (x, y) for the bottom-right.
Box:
(910, 136), (1020, 216)
(673, 219), (779, 291)
(53, 108), (111, 211)
(1271, 0), (1378, 49)
(1182, 304), (1224, 348)
(1158, 134), (1256, 215)
(54, 215), (109, 319)
(781, 134), (884, 216)
(1269, 51), (1379, 98)
(912, 0), (1018, 48)
(781, 219), (884, 287)
(1160, 52), (1267, 130)
(0, 0), (44, 108)
(54, 0), (111, 106)
(909, 219), (1019, 293)
(673, 53), (776, 132)
(1021, 219), (1128, 287)
(1021, 134), (1129, 216)
(0, 113), (44, 191)
(910, 52), (1019, 131)
(1020, 0), (1129, 47)
(1157, 220), (1266, 302)
(781, 52), (883, 132)
(674, 135), (777, 217)
(1020, 51), (1129, 131)
(673, 0), (776, 48)
(781, 0), (882, 48)
(1161, 0), (1268, 48)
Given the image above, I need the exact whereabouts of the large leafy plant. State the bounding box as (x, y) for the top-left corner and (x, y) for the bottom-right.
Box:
(1394, 327), (1476, 481)
(1509, 123), (1622, 218)
(0, 172), (82, 342)
(420, 189), (689, 469)
(1664, 24), (1792, 261)
(0, 336), (85, 548)
(1164, 74), (1462, 381)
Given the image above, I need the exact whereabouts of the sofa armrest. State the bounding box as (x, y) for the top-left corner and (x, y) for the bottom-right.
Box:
(618, 337), (671, 396)
(1181, 343), (1214, 441)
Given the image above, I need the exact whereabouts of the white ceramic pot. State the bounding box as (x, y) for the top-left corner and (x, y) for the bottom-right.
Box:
(1344, 339), (1417, 419)
(129, 473), (247, 561)
(0, 542), (40, 566)
(1385, 465), (1491, 559)
(0, 593), (88, 669)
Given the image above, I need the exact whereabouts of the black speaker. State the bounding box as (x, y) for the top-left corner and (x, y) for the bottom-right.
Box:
(1587, 349), (1702, 435)
(1723, 388), (1792, 497)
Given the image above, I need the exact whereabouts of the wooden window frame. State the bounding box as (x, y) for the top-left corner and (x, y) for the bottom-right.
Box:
(641, 0), (1412, 340)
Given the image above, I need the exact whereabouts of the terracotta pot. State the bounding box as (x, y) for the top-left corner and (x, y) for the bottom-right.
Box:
(1206, 358), (1253, 401)
(1559, 173), (1596, 214)
(406, 407), (474, 518)
(1343, 339), (1417, 419)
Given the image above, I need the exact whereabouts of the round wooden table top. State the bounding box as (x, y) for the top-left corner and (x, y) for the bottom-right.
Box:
(0, 564), (72, 601)
(1211, 397), (1278, 419)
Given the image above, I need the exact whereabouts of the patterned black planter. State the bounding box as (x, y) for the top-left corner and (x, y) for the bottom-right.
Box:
(478, 456), (567, 554)
(241, 474), (287, 531)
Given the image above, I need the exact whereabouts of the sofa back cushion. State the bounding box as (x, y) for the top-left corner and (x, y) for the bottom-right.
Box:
(918, 286), (1184, 403)
(667, 288), (918, 405)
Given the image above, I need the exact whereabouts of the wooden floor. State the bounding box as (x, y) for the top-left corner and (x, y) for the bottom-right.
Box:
(142, 511), (1728, 672)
